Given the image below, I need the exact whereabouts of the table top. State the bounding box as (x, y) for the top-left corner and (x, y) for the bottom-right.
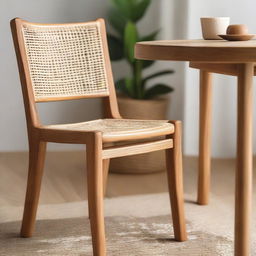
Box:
(135, 39), (256, 63)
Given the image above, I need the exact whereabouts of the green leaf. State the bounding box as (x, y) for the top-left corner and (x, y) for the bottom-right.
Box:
(144, 84), (174, 99)
(140, 29), (159, 42)
(132, 0), (151, 22)
(115, 78), (126, 92)
(142, 60), (155, 69)
(108, 8), (127, 35)
(125, 77), (135, 97)
(107, 34), (124, 61)
(143, 70), (175, 83)
(115, 78), (135, 98)
(134, 60), (143, 99)
(124, 21), (138, 63)
(111, 0), (151, 22)
(111, 0), (133, 20)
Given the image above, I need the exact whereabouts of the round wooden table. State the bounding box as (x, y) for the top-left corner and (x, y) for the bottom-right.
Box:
(135, 40), (255, 256)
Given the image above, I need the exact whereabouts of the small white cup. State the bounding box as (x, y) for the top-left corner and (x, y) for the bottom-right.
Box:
(201, 17), (230, 40)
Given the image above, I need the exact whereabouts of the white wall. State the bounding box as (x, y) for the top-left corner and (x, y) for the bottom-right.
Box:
(159, 0), (187, 121)
(183, 0), (256, 157)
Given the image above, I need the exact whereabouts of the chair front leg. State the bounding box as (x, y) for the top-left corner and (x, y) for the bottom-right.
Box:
(86, 132), (106, 256)
(166, 121), (187, 241)
(103, 159), (110, 197)
(20, 139), (47, 237)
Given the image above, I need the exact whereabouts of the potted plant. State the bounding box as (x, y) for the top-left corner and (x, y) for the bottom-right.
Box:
(107, 0), (175, 173)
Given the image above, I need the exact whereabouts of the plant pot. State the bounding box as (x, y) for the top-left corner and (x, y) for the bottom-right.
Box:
(110, 96), (170, 174)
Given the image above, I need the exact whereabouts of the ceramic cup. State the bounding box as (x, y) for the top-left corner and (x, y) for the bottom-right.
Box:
(201, 17), (230, 40)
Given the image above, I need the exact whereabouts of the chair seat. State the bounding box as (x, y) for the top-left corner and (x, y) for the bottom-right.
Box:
(45, 119), (174, 142)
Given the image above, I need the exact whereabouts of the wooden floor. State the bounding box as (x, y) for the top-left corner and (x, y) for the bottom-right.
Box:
(1, 151), (256, 207)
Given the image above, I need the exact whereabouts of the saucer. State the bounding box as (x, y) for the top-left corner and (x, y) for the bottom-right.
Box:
(218, 34), (255, 41)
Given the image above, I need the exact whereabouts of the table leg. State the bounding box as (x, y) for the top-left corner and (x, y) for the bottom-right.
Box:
(197, 70), (213, 205)
(235, 63), (254, 256)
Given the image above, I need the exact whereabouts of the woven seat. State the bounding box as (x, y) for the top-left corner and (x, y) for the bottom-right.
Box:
(45, 119), (174, 142)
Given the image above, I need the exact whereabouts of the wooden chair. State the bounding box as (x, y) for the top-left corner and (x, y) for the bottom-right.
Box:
(11, 18), (187, 256)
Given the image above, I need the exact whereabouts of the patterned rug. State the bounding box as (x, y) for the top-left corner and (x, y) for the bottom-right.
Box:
(0, 193), (255, 255)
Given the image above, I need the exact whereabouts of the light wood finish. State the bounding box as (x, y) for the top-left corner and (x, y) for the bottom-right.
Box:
(102, 159), (110, 196)
(166, 121), (187, 241)
(195, 63), (255, 254)
(86, 132), (106, 256)
(20, 139), (47, 237)
(190, 62), (256, 202)
(227, 24), (249, 35)
(102, 139), (173, 159)
(136, 39), (255, 256)
(197, 71), (213, 205)
(135, 40), (256, 63)
(235, 63), (254, 256)
(35, 94), (110, 103)
(190, 62), (240, 76)
(11, 18), (187, 256)
(190, 62), (256, 76)
(219, 34), (255, 42)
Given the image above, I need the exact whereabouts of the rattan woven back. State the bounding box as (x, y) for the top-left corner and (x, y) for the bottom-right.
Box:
(21, 21), (109, 102)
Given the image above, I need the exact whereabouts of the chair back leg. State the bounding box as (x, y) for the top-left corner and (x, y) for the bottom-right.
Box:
(20, 139), (47, 237)
(166, 121), (187, 241)
(87, 133), (106, 256)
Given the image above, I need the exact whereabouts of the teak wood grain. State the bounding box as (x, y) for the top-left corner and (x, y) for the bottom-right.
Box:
(235, 63), (253, 256)
(135, 40), (256, 62)
(190, 62), (256, 76)
(102, 139), (173, 159)
(11, 18), (187, 256)
(135, 39), (255, 256)
(197, 71), (212, 205)
(192, 63), (255, 255)
(166, 121), (187, 241)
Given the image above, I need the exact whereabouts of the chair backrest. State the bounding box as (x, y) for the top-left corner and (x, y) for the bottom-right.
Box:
(11, 18), (120, 126)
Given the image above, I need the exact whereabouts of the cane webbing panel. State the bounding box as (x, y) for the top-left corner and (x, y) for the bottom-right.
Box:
(45, 119), (174, 142)
(21, 22), (109, 101)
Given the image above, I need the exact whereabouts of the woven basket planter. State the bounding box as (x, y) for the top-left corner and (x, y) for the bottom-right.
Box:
(110, 96), (169, 174)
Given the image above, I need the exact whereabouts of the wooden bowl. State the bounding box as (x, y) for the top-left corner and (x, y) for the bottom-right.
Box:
(219, 24), (254, 41)
(226, 24), (249, 35)
(219, 34), (255, 41)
